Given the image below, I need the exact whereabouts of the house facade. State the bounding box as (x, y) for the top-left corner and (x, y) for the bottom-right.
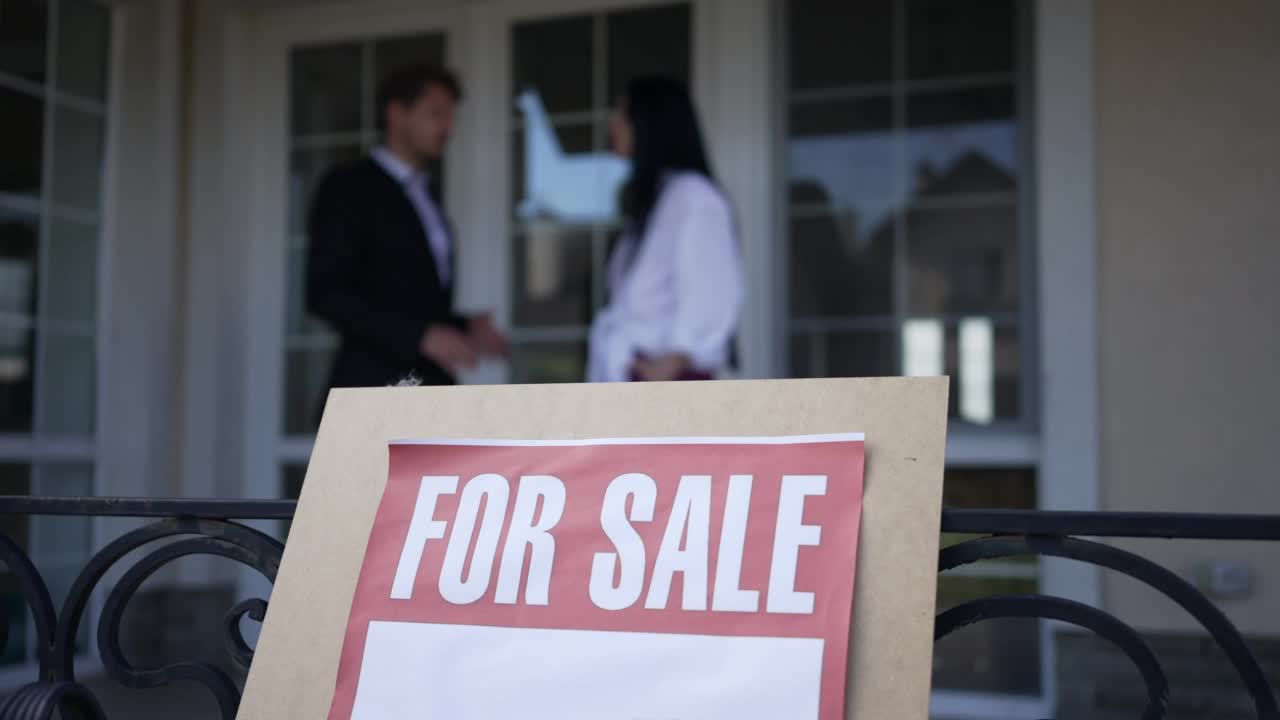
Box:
(0, 0), (1277, 716)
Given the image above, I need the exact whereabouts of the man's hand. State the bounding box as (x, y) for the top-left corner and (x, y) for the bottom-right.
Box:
(420, 325), (478, 372)
(631, 353), (692, 382)
(467, 312), (510, 358)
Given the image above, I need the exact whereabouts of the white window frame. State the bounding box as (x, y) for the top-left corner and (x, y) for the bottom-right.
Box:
(1022, 1), (1102, 713)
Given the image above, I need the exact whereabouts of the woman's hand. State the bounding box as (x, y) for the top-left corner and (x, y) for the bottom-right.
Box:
(631, 353), (692, 381)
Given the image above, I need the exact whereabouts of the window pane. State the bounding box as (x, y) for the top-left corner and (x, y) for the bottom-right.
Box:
(789, 330), (897, 379)
(31, 462), (92, 562)
(907, 0), (1016, 81)
(282, 464), (305, 501)
(288, 144), (363, 236)
(934, 577), (1041, 693)
(788, 97), (898, 235)
(290, 43), (363, 137)
(43, 217), (96, 326)
(789, 210), (894, 318)
(509, 342), (585, 384)
(943, 466), (1035, 509)
(0, 463), (32, 666)
(56, 0), (110, 101)
(32, 461), (94, 655)
(944, 320), (1020, 423)
(284, 346), (334, 435)
(0, 87), (45, 200)
(907, 86), (1018, 199)
(606, 3), (691, 103)
(512, 227), (592, 327)
(35, 330), (94, 434)
(935, 466), (1039, 694)
(786, 0), (1032, 428)
(0, 327), (34, 432)
(512, 16), (594, 115)
(0, 212), (40, 317)
(789, 96), (894, 138)
(898, 317), (1021, 422)
(0, 0), (48, 85)
(511, 123), (595, 219)
(50, 107), (105, 212)
(280, 464), (307, 539)
(906, 202), (1018, 315)
(788, 0), (893, 91)
(0, 462), (93, 667)
(373, 33), (446, 93)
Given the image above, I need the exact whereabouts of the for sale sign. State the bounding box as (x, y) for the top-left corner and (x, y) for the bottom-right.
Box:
(237, 378), (948, 720)
(327, 435), (865, 720)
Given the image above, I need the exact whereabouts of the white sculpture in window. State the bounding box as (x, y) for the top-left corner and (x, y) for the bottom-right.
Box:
(515, 89), (630, 224)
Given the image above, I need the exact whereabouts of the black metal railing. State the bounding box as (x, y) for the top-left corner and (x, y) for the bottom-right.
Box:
(0, 496), (1276, 720)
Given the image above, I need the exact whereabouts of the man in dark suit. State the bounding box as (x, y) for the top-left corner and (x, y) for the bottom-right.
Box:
(306, 64), (506, 396)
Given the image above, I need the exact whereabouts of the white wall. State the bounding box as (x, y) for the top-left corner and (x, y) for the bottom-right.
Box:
(100, 0), (259, 586)
(1097, 0), (1280, 635)
(99, 0), (185, 505)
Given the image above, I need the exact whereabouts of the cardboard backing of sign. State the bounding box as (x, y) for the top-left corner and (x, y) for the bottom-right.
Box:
(238, 377), (949, 719)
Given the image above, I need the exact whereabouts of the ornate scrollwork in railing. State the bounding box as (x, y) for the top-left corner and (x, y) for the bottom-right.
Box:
(0, 498), (1276, 719)
(0, 499), (289, 720)
(938, 510), (1280, 720)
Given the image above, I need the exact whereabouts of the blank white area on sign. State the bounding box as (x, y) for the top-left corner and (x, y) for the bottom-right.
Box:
(349, 621), (824, 719)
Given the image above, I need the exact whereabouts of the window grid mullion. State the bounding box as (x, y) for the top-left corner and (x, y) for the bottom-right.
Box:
(30, 0), (61, 444)
(891, 0), (909, 377)
(591, 12), (610, 316)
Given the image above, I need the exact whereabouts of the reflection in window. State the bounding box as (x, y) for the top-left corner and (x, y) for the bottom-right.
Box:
(788, 97), (895, 241)
(786, 0), (1028, 427)
(0, 215), (39, 319)
(0, 87), (45, 200)
(1, 463), (94, 666)
(906, 204), (1018, 316)
(897, 317), (1008, 426)
(514, 224), (593, 327)
(0, 328), (34, 433)
(902, 318), (944, 377)
(0, 0), (107, 441)
(958, 317), (994, 424)
(0, 0), (106, 670)
(906, 86), (1017, 199)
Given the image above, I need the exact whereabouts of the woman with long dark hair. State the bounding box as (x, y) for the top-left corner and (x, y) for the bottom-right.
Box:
(587, 76), (744, 382)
